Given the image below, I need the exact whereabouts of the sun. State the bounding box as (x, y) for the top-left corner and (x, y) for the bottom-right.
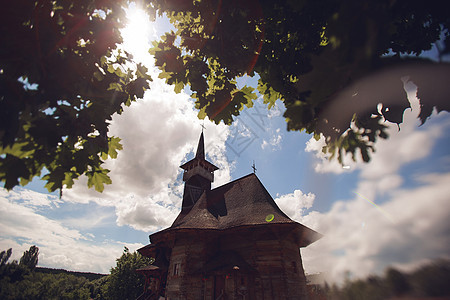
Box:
(122, 5), (155, 65)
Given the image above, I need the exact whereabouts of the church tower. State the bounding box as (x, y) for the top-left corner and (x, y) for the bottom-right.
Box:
(138, 133), (322, 300)
(179, 132), (218, 210)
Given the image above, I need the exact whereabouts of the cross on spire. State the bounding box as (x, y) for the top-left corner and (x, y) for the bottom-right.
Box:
(252, 160), (257, 174)
(200, 122), (206, 133)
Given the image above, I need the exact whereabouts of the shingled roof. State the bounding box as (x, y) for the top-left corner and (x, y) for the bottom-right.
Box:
(152, 173), (321, 247)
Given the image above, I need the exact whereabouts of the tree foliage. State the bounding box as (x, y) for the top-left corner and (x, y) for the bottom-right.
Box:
(19, 245), (39, 271)
(2, 0), (450, 193)
(0, 248), (12, 268)
(106, 247), (153, 300)
(0, 246), (159, 299)
(0, 0), (151, 193)
(386, 267), (410, 296)
(318, 259), (450, 300)
(0, 246), (108, 299)
(409, 259), (450, 297)
(0, 246), (38, 283)
(0, 271), (95, 300)
(149, 0), (450, 164)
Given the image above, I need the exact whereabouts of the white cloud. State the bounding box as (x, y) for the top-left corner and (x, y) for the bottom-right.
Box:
(305, 82), (436, 175)
(0, 196), (85, 243)
(301, 172), (450, 283)
(275, 189), (315, 222)
(114, 188), (181, 232)
(61, 77), (231, 233)
(305, 134), (356, 174)
(59, 208), (114, 231)
(1, 90), (229, 271)
(0, 193), (137, 273)
(358, 121), (441, 181)
(267, 101), (284, 118)
(261, 128), (282, 151)
(299, 90), (450, 283)
(0, 187), (61, 208)
(261, 140), (269, 150)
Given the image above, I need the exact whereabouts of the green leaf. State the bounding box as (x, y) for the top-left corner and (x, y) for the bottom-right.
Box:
(197, 107), (207, 120)
(240, 85), (257, 107)
(174, 80), (184, 93)
(257, 81), (282, 109)
(62, 172), (75, 189)
(0, 143), (35, 159)
(114, 67), (126, 77)
(108, 137), (123, 159)
(107, 64), (115, 73)
(87, 168), (112, 193)
(42, 168), (65, 193)
(100, 56), (107, 66)
(1, 155), (29, 190)
(108, 82), (123, 92)
(158, 71), (172, 80)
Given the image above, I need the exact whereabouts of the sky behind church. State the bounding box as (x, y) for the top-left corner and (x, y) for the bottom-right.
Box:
(1, 6), (449, 284)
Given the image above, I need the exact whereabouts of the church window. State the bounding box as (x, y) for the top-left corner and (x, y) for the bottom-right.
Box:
(173, 262), (181, 276)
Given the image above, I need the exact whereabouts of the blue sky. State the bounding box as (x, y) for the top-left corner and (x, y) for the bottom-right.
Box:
(1, 6), (449, 284)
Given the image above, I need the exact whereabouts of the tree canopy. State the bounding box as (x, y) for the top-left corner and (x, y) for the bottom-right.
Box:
(1, 0), (449, 192)
(107, 247), (153, 300)
(321, 259), (450, 299)
(0, 246), (104, 299)
(149, 0), (450, 163)
(0, 0), (151, 193)
(0, 246), (151, 299)
(19, 245), (39, 271)
(0, 246), (39, 283)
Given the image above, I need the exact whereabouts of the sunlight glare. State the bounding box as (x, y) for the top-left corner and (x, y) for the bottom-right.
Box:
(122, 5), (155, 65)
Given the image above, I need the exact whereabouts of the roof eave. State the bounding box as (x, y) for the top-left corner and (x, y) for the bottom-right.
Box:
(179, 158), (219, 171)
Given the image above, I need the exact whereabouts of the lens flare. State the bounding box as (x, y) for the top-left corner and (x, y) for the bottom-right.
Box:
(265, 214), (274, 222)
(354, 192), (396, 224)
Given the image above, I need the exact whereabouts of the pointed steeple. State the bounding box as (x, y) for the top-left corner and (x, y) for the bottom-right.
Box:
(195, 132), (205, 160)
(179, 132), (219, 210)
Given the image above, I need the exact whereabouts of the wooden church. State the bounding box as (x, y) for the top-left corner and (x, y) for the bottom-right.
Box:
(137, 133), (321, 300)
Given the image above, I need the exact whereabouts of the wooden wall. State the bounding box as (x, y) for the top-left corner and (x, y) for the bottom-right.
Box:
(164, 227), (308, 300)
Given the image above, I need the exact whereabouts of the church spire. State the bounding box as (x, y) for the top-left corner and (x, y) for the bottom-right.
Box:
(195, 132), (205, 160)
